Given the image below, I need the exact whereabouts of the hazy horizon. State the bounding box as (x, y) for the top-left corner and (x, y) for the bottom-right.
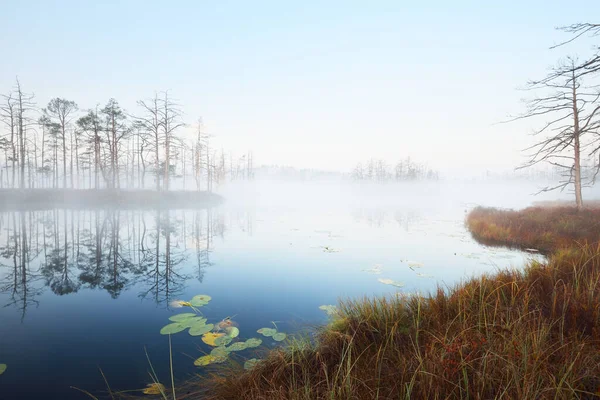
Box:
(2, 1), (600, 179)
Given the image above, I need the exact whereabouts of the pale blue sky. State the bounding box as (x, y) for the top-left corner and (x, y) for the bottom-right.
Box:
(1, 1), (599, 176)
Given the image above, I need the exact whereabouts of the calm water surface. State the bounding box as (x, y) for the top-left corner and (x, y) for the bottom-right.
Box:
(0, 181), (565, 399)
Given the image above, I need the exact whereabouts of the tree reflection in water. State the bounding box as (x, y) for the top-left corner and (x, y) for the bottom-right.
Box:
(0, 207), (228, 319)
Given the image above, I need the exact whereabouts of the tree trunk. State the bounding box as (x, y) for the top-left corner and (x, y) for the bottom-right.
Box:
(572, 71), (583, 211)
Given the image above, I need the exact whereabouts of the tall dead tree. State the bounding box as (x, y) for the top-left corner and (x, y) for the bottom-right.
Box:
(101, 99), (128, 190)
(14, 79), (36, 190)
(77, 108), (103, 189)
(135, 93), (162, 191)
(44, 98), (78, 189)
(0, 92), (17, 188)
(160, 91), (185, 191)
(555, 23), (600, 184)
(511, 57), (600, 211)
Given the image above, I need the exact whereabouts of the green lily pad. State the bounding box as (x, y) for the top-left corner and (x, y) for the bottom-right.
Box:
(225, 326), (240, 338)
(189, 323), (214, 336)
(194, 355), (216, 366)
(244, 359), (260, 370)
(214, 335), (233, 347)
(181, 317), (207, 328)
(226, 342), (248, 352)
(0, 364), (6, 375)
(257, 328), (277, 337)
(169, 313), (197, 322)
(160, 323), (187, 335)
(272, 332), (287, 342)
(190, 294), (211, 307)
(211, 346), (229, 358)
(245, 338), (262, 348)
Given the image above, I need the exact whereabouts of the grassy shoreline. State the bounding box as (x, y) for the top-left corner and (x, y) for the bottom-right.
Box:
(122, 204), (600, 400)
(0, 189), (224, 210)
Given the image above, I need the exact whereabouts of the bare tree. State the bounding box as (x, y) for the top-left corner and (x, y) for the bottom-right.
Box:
(160, 91), (185, 191)
(510, 57), (600, 210)
(44, 98), (78, 189)
(135, 93), (162, 191)
(101, 99), (128, 189)
(77, 108), (103, 189)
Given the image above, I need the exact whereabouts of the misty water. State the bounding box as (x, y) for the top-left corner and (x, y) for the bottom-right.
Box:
(0, 180), (592, 399)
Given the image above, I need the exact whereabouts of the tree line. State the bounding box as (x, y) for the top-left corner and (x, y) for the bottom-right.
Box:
(0, 83), (254, 192)
(351, 157), (440, 182)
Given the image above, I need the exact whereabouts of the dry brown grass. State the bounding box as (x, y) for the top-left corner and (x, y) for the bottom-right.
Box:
(126, 204), (600, 400)
(466, 205), (600, 253)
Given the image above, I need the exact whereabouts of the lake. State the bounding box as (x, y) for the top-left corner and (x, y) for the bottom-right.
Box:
(0, 180), (583, 399)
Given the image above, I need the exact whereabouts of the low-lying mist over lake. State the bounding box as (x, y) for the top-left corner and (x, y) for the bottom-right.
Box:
(1, 177), (594, 398)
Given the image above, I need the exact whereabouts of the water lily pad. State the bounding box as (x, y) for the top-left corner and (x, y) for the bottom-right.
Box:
(215, 335), (233, 347)
(194, 355), (217, 366)
(273, 332), (287, 342)
(160, 322), (187, 335)
(245, 338), (262, 348)
(225, 326), (239, 338)
(244, 358), (260, 370)
(257, 328), (277, 337)
(142, 382), (165, 394)
(182, 317), (207, 328)
(0, 364), (6, 375)
(202, 332), (224, 346)
(168, 313), (197, 322)
(190, 294), (211, 306)
(189, 323), (214, 336)
(227, 342), (248, 352)
(319, 305), (338, 315)
(211, 346), (229, 358)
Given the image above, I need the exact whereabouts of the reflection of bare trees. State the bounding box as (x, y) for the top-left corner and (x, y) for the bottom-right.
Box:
(0, 212), (44, 321)
(0, 207), (225, 318)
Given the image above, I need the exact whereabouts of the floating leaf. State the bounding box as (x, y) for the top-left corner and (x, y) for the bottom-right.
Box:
(202, 332), (225, 346)
(227, 342), (248, 352)
(182, 317), (207, 329)
(211, 346), (229, 358)
(194, 355), (217, 366)
(189, 323), (214, 337)
(273, 332), (287, 342)
(142, 382), (166, 395)
(168, 313), (197, 322)
(244, 359), (260, 370)
(190, 294), (211, 307)
(319, 305), (338, 316)
(225, 326), (239, 338)
(169, 300), (192, 308)
(245, 338), (262, 348)
(378, 278), (404, 288)
(160, 323), (187, 335)
(215, 335), (233, 347)
(0, 364), (6, 375)
(257, 328), (277, 337)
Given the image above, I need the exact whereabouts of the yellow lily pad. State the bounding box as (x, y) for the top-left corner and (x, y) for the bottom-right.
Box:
(202, 332), (225, 346)
(193, 355), (217, 366)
